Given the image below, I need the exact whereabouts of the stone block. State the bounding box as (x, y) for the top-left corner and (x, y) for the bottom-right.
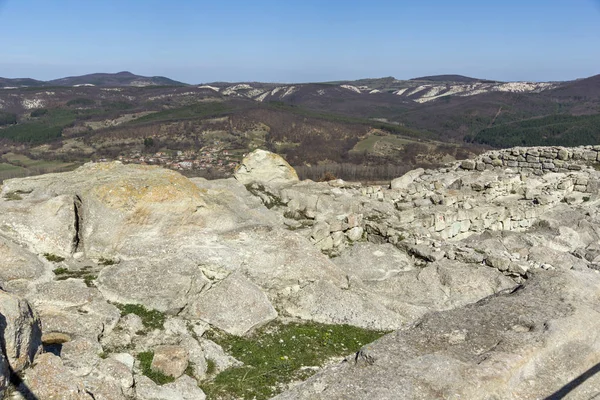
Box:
(460, 160), (476, 170)
(557, 148), (569, 160)
(345, 227), (364, 242)
(151, 345), (189, 379)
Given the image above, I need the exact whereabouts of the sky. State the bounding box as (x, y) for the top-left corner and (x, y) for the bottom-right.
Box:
(0, 0), (599, 83)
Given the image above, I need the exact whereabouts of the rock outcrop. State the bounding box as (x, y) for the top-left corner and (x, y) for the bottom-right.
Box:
(2, 147), (600, 399)
(0, 290), (41, 398)
(275, 270), (600, 400)
(234, 148), (299, 185)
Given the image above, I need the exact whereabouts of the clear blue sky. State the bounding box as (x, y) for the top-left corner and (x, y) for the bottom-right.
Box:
(1, 0), (599, 83)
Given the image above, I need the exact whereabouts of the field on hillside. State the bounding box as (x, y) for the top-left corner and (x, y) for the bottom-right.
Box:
(0, 153), (80, 182)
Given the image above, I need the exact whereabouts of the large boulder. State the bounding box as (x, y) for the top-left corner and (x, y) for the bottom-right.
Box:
(0, 290), (41, 373)
(390, 168), (424, 190)
(234, 149), (299, 185)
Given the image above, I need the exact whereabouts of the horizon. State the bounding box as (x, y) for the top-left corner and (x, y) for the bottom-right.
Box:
(2, 70), (597, 86)
(1, 0), (599, 83)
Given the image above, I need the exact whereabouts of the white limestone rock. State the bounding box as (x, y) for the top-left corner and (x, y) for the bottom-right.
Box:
(234, 149), (298, 185)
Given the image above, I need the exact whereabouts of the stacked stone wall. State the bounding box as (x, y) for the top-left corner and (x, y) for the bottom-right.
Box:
(459, 145), (600, 174)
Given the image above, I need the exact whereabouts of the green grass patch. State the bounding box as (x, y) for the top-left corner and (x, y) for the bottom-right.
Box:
(201, 320), (387, 400)
(98, 257), (116, 266)
(0, 111), (17, 126)
(102, 101), (134, 111)
(265, 101), (427, 138)
(206, 358), (217, 375)
(351, 134), (415, 153)
(53, 267), (69, 275)
(0, 163), (25, 172)
(67, 98), (95, 107)
(113, 303), (166, 330)
(137, 351), (175, 385)
(2, 154), (78, 171)
(44, 253), (65, 263)
(0, 109), (75, 143)
(53, 266), (97, 287)
(30, 108), (48, 117)
(3, 191), (23, 201)
(0, 108), (103, 144)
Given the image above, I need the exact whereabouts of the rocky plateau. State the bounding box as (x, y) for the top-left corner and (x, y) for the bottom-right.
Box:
(1, 146), (600, 399)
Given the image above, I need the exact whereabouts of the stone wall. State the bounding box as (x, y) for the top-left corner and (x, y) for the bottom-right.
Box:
(248, 146), (600, 257)
(458, 145), (600, 174)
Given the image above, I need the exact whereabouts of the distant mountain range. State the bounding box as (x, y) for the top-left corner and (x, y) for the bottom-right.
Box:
(0, 71), (187, 88)
(1, 71), (593, 90)
(1, 71), (599, 163)
(409, 74), (496, 83)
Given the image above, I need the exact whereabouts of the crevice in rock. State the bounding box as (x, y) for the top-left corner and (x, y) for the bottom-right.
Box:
(85, 390), (97, 400)
(72, 195), (83, 254)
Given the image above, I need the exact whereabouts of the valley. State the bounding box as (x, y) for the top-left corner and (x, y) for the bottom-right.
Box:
(0, 72), (599, 183)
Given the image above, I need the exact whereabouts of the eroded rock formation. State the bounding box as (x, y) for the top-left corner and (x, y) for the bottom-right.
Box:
(0, 147), (600, 398)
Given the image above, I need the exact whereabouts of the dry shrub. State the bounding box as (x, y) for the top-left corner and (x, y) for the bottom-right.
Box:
(318, 171), (337, 182)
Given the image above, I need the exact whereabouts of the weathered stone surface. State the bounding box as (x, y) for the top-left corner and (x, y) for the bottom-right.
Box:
(96, 258), (208, 314)
(0, 193), (77, 258)
(163, 375), (207, 400)
(183, 273), (277, 336)
(4, 147), (600, 400)
(332, 243), (413, 281)
(199, 338), (242, 373)
(282, 280), (408, 330)
(408, 244), (445, 262)
(0, 290), (41, 373)
(460, 160), (476, 170)
(0, 352), (9, 399)
(362, 259), (516, 315)
(30, 280), (120, 340)
(22, 353), (92, 399)
(275, 270), (600, 400)
(345, 226), (364, 241)
(151, 345), (189, 379)
(82, 355), (135, 399)
(390, 168), (424, 190)
(234, 149), (298, 185)
(61, 337), (103, 377)
(136, 374), (206, 400)
(0, 237), (45, 289)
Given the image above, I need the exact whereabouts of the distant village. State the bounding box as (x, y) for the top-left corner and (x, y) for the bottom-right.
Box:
(116, 146), (241, 175)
